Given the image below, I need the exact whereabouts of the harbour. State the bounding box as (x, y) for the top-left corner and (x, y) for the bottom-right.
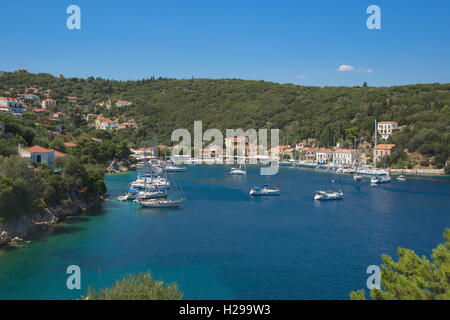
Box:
(0, 165), (448, 299)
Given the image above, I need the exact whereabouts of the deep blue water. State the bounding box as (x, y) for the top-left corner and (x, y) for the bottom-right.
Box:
(0, 166), (449, 300)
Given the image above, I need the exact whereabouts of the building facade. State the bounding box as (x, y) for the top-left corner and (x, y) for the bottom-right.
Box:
(377, 121), (398, 139)
(0, 97), (25, 113)
(333, 149), (356, 166)
(374, 144), (396, 163)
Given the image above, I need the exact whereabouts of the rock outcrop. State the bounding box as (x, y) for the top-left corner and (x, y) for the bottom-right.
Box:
(0, 195), (103, 247)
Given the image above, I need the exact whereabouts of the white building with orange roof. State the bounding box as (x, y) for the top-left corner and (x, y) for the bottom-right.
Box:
(333, 149), (356, 166)
(95, 116), (117, 130)
(19, 145), (55, 165)
(377, 121), (398, 139)
(0, 97), (25, 113)
(374, 144), (396, 163)
(116, 100), (133, 107)
(295, 141), (308, 151)
(24, 93), (39, 100)
(303, 147), (318, 162)
(316, 148), (333, 164)
(42, 99), (56, 109)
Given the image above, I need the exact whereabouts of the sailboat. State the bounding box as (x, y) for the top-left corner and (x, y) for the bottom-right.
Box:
(250, 176), (280, 196)
(314, 174), (343, 200)
(138, 136), (186, 208)
(229, 163), (247, 175)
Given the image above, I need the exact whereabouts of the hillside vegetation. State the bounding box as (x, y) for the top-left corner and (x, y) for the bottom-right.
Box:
(1, 72), (449, 168)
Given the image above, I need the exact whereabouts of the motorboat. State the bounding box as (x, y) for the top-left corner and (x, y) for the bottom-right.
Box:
(249, 184), (280, 196)
(314, 190), (344, 200)
(371, 175), (392, 184)
(138, 198), (186, 208)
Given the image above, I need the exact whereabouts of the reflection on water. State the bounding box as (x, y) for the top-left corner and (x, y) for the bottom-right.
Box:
(0, 166), (448, 300)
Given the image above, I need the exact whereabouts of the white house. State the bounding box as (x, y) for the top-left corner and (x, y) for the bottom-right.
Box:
(52, 112), (66, 119)
(377, 121), (398, 140)
(333, 149), (356, 166)
(316, 148), (333, 164)
(42, 99), (56, 109)
(19, 145), (55, 165)
(303, 147), (317, 162)
(0, 97), (25, 113)
(24, 93), (39, 100)
(116, 100), (133, 107)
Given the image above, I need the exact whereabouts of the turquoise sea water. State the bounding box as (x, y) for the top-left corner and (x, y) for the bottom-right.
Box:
(0, 166), (449, 300)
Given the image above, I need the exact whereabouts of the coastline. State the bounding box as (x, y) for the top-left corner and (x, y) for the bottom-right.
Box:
(0, 194), (104, 248)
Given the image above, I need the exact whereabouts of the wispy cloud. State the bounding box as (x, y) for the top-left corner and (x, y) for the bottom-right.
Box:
(296, 74), (307, 79)
(338, 64), (354, 72)
(313, 70), (320, 74)
(357, 67), (374, 73)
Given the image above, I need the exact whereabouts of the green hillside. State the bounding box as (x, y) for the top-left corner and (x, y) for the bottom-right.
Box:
(1, 71), (449, 168)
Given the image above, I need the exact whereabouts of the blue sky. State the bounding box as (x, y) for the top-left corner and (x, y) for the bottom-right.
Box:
(1, 0), (449, 86)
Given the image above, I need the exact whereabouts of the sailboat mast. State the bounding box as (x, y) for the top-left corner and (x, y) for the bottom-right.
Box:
(373, 119), (377, 167)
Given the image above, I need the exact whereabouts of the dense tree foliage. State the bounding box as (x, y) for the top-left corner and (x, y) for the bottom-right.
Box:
(350, 228), (450, 300)
(0, 155), (105, 222)
(83, 272), (183, 300)
(1, 72), (449, 167)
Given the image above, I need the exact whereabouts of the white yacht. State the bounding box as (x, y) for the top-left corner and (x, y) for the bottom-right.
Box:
(314, 190), (344, 201)
(139, 198), (185, 208)
(250, 185), (280, 196)
(229, 164), (247, 175)
(371, 175), (392, 184)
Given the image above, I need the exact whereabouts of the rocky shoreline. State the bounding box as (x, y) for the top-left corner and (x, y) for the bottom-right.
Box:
(0, 195), (104, 248)
(104, 159), (136, 174)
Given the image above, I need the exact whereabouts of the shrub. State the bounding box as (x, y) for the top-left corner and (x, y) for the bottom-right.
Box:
(83, 272), (183, 300)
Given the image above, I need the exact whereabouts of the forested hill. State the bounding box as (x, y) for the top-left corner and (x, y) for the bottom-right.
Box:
(1, 72), (449, 167)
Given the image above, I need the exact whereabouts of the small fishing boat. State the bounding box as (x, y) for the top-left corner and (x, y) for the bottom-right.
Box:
(353, 174), (362, 181)
(371, 175), (391, 184)
(397, 175), (406, 181)
(314, 190), (343, 200)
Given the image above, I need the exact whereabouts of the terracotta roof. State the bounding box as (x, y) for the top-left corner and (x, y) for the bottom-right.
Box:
(376, 144), (396, 150)
(64, 142), (77, 147)
(334, 149), (355, 153)
(317, 148), (333, 153)
(303, 147), (318, 152)
(92, 137), (103, 142)
(23, 145), (54, 153)
(0, 97), (23, 103)
(53, 150), (67, 157)
(378, 121), (397, 124)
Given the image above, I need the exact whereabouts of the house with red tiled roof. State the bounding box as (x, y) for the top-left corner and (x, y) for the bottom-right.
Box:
(24, 93), (39, 100)
(52, 111), (66, 119)
(316, 148), (333, 163)
(374, 144), (396, 163)
(0, 97), (25, 113)
(116, 100), (133, 107)
(92, 137), (103, 143)
(333, 149), (356, 166)
(295, 141), (308, 150)
(19, 145), (55, 165)
(42, 99), (56, 109)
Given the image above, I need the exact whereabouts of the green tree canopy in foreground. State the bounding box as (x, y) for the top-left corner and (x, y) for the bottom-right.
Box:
(350, 228), (450, 300)
(83, 272), (183, 300)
